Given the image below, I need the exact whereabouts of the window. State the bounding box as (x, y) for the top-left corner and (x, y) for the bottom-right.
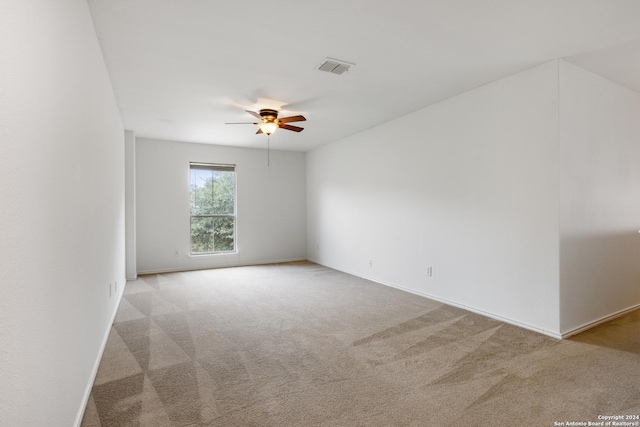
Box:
(189, 163), (236, 254)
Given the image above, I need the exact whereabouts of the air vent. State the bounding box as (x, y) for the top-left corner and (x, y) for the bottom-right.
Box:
(316, 58), (354, 75)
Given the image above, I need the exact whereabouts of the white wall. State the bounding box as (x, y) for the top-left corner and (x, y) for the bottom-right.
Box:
(307, 62), (562, 336)
(559, 61), (640, 333)
(136, 138), (306, 273)
(0, 1), (126, 426)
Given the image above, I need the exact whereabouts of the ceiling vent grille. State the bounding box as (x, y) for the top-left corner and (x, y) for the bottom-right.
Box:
(316, 58), (354, 75)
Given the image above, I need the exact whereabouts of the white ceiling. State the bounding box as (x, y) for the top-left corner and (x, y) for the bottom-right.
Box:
(87, 0), (640, 152)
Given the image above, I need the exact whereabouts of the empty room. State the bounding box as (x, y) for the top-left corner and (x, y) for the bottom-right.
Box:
(2, 1), (640, 426)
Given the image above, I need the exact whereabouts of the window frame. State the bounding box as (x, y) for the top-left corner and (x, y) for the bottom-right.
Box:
(189, 162), (237, 255)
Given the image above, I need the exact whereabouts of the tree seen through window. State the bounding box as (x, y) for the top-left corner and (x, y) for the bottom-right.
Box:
(190, 163), (236, 254)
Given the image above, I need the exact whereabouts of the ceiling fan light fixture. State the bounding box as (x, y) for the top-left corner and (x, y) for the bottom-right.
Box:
(259, 122), (278, 135)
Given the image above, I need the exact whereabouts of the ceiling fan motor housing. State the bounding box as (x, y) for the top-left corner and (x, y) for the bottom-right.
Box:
(259, 109), (278, 121)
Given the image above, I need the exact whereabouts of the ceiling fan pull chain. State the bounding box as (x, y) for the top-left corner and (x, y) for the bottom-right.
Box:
(267, 135), (270, 167)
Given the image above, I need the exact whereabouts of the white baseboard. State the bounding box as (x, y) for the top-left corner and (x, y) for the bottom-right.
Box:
(308, 258), (564, 340)
(74, 274), (127, 427)
(560, 304), (640, 339)
(136, 257), (308, 276)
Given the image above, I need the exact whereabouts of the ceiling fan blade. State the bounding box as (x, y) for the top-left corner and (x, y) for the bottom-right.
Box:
(278, 115), (306, 123)
(246, 110), (263, 120)
(256, 128), (264, 134)
(279, 124), (304, 132)
(225, 122), (258, 125)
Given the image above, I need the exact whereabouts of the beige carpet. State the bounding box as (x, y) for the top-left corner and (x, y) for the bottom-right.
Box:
(81, 261), (640, 426)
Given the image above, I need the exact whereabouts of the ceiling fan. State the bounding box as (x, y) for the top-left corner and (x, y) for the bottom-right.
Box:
(226, 109), (306, 135)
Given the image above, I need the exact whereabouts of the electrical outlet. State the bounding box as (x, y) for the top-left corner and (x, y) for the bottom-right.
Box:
(426, 266), (433, 277)
(109, 283), (112, 297)
(369, 259), (373, 268)
(174, 249), (180, 257)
